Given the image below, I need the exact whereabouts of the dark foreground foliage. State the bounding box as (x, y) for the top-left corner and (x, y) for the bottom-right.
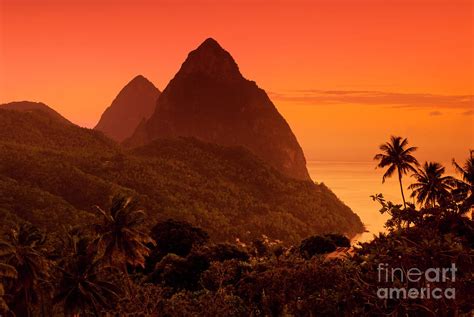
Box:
(0, 191), (472, 316)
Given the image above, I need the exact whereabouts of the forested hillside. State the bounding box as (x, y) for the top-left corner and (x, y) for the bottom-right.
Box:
(0, 109), (364, 244)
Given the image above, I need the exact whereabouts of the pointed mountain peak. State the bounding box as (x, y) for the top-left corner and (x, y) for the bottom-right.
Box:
(129, 74), (150, 83)
(178, 38), (242, 80)
(95, 75), (160, 142)
(122, 74), (156, 91)
(198, 37), (224, 50)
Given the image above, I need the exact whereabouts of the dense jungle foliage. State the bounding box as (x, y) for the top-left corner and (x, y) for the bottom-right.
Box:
(0, 181), (472, 316)
(0, 109), (363, 243)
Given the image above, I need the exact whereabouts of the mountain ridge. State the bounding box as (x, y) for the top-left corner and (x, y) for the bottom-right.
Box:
(0, 101), (72, 125)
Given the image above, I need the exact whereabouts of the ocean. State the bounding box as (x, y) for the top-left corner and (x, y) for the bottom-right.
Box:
(308, 161), (417, 243)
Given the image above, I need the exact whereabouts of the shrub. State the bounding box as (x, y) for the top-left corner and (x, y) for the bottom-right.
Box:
(299, 235), (336, 259)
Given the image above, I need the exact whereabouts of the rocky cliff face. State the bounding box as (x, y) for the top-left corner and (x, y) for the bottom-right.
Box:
(95, 75), (160, 142)
(128, 38), (310, 180)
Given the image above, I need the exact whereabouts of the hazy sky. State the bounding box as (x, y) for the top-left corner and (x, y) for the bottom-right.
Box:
(1, 0), (472, 162)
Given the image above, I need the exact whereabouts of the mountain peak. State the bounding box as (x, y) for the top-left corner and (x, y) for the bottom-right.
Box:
(129, 74), (150, 84)
(95, 75), (160, 142)
(122, 74), (156, 91)
(178, 38), (242, 80)
(127, 40), (311, 180)
(198, 37), (223, 50)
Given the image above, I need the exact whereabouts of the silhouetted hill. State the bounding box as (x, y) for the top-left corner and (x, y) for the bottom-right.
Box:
(0, 110), (363, 243)
(95, 75), (161, 142)
(1, 101), (72, 125)
(0, 108), (117, 152)
(127, 38), (310, 180)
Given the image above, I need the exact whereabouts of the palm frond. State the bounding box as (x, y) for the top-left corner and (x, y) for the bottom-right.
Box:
(382, 165), (396, 183)
(0, 263), (17, 279)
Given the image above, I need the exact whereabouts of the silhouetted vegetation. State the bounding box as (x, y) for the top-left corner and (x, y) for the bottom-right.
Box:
(54, 247), (120, 316)
(1, 184), (471, 316)
(374, 136), (419, 208)
(409, 161), (456, 207)
(150, 219), (209, 258)
(452, 151), (474, 212)
(299, 235), (337, 259)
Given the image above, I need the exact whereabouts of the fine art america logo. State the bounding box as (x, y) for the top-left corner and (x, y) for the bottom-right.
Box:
(377, 263), (457, 299)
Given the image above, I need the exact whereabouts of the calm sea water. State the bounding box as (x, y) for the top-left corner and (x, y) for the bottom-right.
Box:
(308, 160), (458, 243)
(307, 161), (404, 243)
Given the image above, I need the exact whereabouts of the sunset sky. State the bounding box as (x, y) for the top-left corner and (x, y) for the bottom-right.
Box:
(1, 0), (472, 162)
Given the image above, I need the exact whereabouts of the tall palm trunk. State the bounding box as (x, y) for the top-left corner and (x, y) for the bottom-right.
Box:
(398, 169), (406, 208)
(25, 287), (31, 317)
(123, 262), (133, 296)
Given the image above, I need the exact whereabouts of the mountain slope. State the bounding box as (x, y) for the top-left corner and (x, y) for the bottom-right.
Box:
(0, 110), (364, 243)
(95, 75), (161, 142)
(127, 38), (310, 180)
(0, 108), (117, 152)
(1, 101), (72, 125)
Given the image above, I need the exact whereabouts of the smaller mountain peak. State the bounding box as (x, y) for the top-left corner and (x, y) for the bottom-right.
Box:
(127, 74), (154, 87)
(118, 75), (160, 97)
(132, 74), (146, 81)
(95, 75), (160, 142)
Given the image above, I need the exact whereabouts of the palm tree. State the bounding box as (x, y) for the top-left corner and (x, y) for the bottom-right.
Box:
(452, 150), (474, 211)
(374, 136), (419, 208)
(409, 162), (456, 208)
(0, 224), (51, 317)
(92, 196), (155, 292)
(54, 242), (119, 316)
(0, 263), (17, 315)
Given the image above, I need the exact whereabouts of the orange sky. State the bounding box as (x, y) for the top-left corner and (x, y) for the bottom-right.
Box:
(0, 0), (473, 162)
